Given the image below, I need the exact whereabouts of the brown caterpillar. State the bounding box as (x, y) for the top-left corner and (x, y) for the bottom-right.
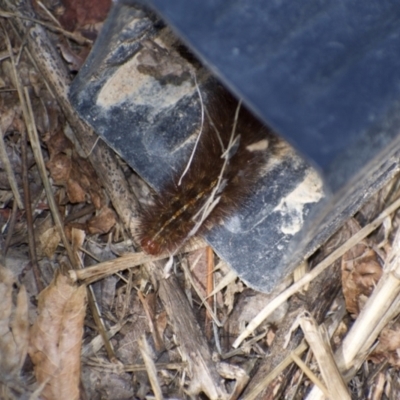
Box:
(138, 84), (275, 255)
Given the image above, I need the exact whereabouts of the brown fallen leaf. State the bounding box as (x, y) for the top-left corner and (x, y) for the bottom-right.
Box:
(45, 129), (104, 209)
(87, 206), (117, 235)
(39, 226), (61, 259)
(341, 219), (383, 317)
(369, 320), (400, 367)
(29, 271), (87, 400)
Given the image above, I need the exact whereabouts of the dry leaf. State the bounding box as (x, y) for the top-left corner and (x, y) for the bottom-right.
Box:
(39, 226), (61, 259)
(341, 220), (382, 316)
(188, 248), (208, 299)
(29, 271), (87, 400)
(58, 39), (90, 72)
(0, 265), (29, 378)
(370, 321), (400, 367)
(45, 129), (104, 208)
(87, 206), (116, 234)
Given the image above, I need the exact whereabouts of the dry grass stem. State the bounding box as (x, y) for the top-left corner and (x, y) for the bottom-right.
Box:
(299, 311), (350, 400)
(138, 291), (165, 352)
(69, 239), (206, 285)
(178, 73), (204, 186)
(180, 253), (222, 327)
(241, 340), (309, 400)
(82, 322), (123, 357)
(24, 88), (77, 263)
(290, 352), (330, 398)
(206, 268), (237, 299)
(233, 195), (400, 348)
(36, 1), (62, 27)
(138, 335), (164, 400)
(84, 360), (186, 373)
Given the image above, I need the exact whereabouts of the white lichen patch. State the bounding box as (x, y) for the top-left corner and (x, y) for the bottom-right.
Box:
(273, 169), (324, 235)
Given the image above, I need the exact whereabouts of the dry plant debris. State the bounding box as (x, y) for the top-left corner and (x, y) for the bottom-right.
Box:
(0, 265), (29, 398)
(0, 1), (400, 399)
(29, 270), (87, 400)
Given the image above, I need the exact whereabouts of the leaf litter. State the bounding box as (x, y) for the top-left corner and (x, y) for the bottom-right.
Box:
(0, 1), (400, 399)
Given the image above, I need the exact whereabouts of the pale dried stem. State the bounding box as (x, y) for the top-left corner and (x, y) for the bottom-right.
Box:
(84, 359), (186, 373)
(36, 1), (62, 27)
(178, 73), (205, 186)
(233, 195), (400, 348)
(24, 87), (76, 262)
(138, 291), (165, 352)
(26, 83), (116, 359)
(241, 341), (309, 400)
(299, 312), (350, 400)
(290, 352), (330, 398)
(180, 252), (222, 327)
(207, 267), (237, 298)
(138, 335), (164, 400)
(69, 239), (206, 285)
(186, 100), (243, 241)
(2, 25), (44, 289)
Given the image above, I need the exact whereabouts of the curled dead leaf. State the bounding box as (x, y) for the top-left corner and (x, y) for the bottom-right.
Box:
(29, 271), (87, 400)
(341, 220), (383, 316)
(370, 321), (400, 367)
(87, 206), (116, 235)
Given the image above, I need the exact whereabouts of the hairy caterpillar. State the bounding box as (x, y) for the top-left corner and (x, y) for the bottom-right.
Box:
(138, 84), (275, 255)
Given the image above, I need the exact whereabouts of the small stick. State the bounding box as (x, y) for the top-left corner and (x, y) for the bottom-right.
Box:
(24, 87), (77, 263)
(69, 239), (206, 285)
(138, 335), (164, 400)
(205, 246), (214, 339)
(290, 352), (330, 398)
(85, 360), (186, 373)
(36, 1), (62, 27)
(180, 252), (222, 327)
(2, 25), (43, 289)
(138, 290), (165, 352)
(241, 341), (309, 400)
(20, 126), (43, 292)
